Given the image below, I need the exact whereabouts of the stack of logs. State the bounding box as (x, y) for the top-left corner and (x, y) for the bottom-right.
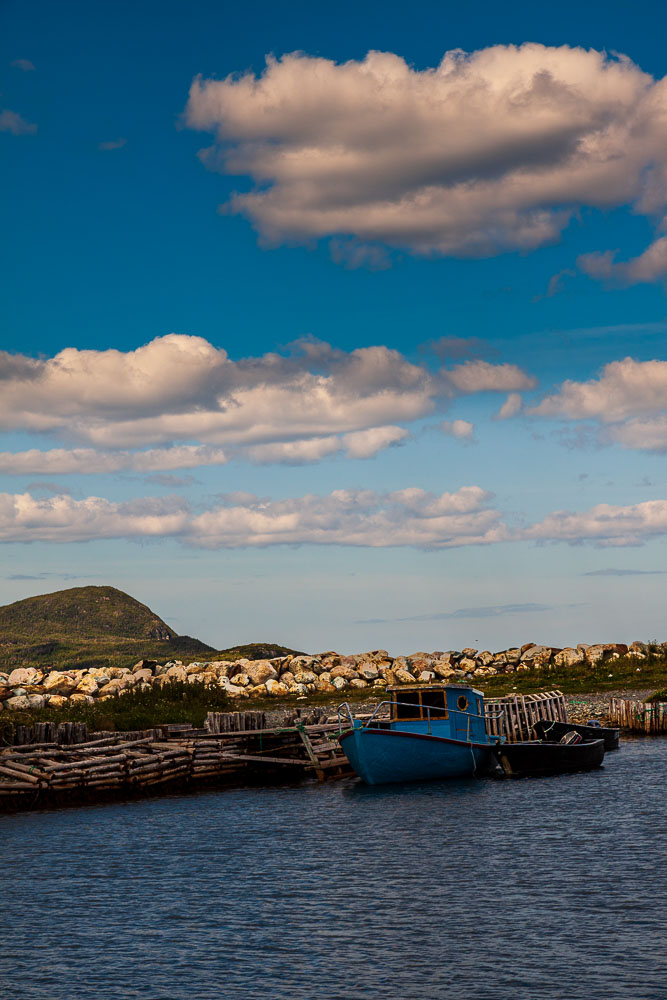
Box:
(0, 714), (351, 810)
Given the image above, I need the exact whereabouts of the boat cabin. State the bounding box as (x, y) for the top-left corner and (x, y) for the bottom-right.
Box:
(385, 683), (491, 744)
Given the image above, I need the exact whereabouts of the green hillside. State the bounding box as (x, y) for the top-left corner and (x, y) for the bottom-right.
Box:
(0, 586), (301, 675)
(0, 586), (179, 641)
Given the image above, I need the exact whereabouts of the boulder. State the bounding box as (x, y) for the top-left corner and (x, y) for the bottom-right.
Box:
(291, 683), (309, 696)
(293, 669), (318, 685)
(459, 658), (477, 673)
(232, 674), (251, 687)
(504, 648), (521, 664)
(220, 677), (249, 698)
(43, 672), (78, 695)
(521, 645), (554, 667)
(47, 694), (69, 707)
(76, 675), (99, 696)
(393, 668), (414, 685)
(248, 684), (267, 697)
(317, 680), (336, 694)
(280, 671), (296, 686)
(185, 662), (208, 675)
(554, 648), (584, 668)
(418, 670), (436, 682)
(69, 693), (94, 705)
(357, 662), (379, 681)
(461, 648), (478, 658)
(477, 651), (494, 666)
(349, 678), (367, 689)
(265, 679), (289, 697)
(245, 661), (279, 685)
(586, 644), (612, 664)
(4, 694), (32, 710)
(207, 661), (233, 679)
(432, 661), (455, 679)
(98, 677), (132, 696)
(133, 659), (157, 673)
(332, 676), (348, 690)
(330, 665), (359, 681)
(8, 667), (43, 686)
(165, 665), (187, 682)
(132, 669), (153, 684)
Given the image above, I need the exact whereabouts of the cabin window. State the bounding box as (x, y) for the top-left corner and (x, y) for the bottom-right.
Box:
(457, 694), (469, 712)
(420, 691), (447, 717)
(393, 690), (448, 720)
(394, 691), (421, 719)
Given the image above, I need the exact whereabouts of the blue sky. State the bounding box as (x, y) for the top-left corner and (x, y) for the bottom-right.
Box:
(2, 0), (667, 652)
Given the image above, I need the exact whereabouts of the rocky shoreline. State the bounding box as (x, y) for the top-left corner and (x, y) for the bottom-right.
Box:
(0, 640), (657, 713)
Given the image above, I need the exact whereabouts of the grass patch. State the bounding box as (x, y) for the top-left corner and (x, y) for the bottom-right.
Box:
(0, 681), (231, 735)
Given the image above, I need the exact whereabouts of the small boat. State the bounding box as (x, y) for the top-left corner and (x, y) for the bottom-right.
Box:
(493, 731), (605, 778)
(532, 718), (620, 751)
(338, 684), (500, 785)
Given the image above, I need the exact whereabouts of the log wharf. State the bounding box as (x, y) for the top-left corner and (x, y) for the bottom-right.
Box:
(0, 709), (354, 812)
(609, 697), (667, 734)
(0, 690), (571, 812)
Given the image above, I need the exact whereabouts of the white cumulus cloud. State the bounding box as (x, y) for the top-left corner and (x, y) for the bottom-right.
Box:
(526, 499), (667, 547)
(185, 44), (667, 270)
(0, 336), (532, 461)
(0, 486), (507, 549)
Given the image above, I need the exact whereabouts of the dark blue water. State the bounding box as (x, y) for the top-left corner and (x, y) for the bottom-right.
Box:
(1, 738), (665, 1000)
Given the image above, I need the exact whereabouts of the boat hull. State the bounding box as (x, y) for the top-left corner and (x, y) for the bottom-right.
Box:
(494, 738), (605, 778)
(532, 719), (619, 751)
(339, 727), (495, 785)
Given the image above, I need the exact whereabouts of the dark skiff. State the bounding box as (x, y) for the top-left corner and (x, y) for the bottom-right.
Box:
(494, 737), (605, 778)
(532, 719), (619, 751)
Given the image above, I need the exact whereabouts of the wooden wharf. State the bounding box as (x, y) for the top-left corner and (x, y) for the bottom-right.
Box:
(609, 697), (667, 734)
(0, 690), (571, 812)
(0, 710), (353, 812)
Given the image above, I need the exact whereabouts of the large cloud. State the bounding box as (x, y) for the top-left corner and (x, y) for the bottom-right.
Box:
(531, 357), (667, 452)
(0, 336), (532, 456)
(185, 44), (667, 263)
(0, 486), (507, 549)
(6, 487), (667, 549)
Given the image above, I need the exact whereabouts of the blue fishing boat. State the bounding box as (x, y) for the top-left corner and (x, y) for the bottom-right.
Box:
(338, 683), (500, 785)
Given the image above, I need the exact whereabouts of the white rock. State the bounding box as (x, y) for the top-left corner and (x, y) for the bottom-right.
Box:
(8, 667), (43, 686)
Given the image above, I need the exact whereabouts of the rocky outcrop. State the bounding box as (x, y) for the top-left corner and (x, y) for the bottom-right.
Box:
(0, 640), (658, 711)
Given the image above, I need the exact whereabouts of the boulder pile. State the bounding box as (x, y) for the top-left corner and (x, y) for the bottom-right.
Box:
(0, 641), (654, 710)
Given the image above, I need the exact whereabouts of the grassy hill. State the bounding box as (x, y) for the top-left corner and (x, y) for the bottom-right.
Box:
(0, 585), (301, 675)
(0, 585), (178, 641)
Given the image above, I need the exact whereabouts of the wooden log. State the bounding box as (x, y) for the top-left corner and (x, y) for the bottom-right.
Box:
(0, 759), (51, 781)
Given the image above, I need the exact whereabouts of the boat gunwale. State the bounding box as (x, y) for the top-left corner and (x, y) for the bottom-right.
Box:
(338, 726), (497, 751)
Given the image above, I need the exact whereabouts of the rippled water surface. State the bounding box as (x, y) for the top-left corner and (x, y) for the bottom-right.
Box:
(1, 738), (666, 1000)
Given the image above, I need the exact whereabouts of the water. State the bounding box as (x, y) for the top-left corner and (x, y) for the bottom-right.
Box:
(1, 738), (665, 1000)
